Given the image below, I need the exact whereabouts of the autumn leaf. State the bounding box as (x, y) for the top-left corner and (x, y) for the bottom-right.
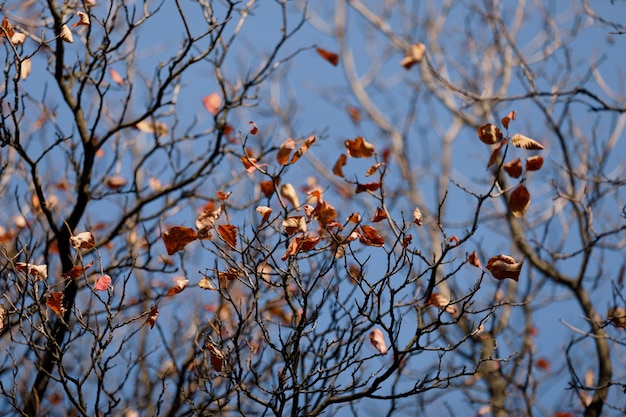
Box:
(402, 234), (412, 248)
(359, 225), (384, 247)
(217, 224), (238, 249)
(526, 155), (544, 171)
(47, 292), (65, 318)
(371, 207), (388, 222)
(167, 277), (189, 296)
(332, 154), (347, 177)
(162, 226), (198, 255)
(249, 121), (258, 135)
(217, 268), (239, 287)
(607, 306), (626, 329)
(477, 123), (503, 145)
(260, 180), (275, 198)
(198, 276), (218, 290)
(369, 328), (388, 354)
(146, 305), (159, 329)
(502, 158), (522, 178)
(345, 136), (375, 158)
(20, 58), (31, 80)
(70, 231), (95, 249)
(109, 68), (125, 86)
(512, 133), (544, 150)
(509, 184), (531, 218)
(535, 357), (550, 371)
(313, 200), (337, 226)
(0, 17), (15, 38)
(316, 47), (339, 66)
(355, 182), (380, 194)
(487, 139), (507, 168)
(256, 206), (272, 226)
(216, 191), (231, 200)
(59, 24), (73, 43)
(202, 93), (221, 115)
(61, 260), (94, 279)
(280, 183), (300, 210)
(196, 205), (221, 238)
(365, 162), (385, 177)
(207, 343), (226, 371)
(10, 32), (25, 45)
(73, 11), (90, 27)
(283, 216), (307, 235)
(290, 135), (315, 164)
(94, 274), (112, 291)
(413, 207), (423, 226)
(277, 138), (296, 165)
(468, 251), (482, 268)
(347, 106), (361, 124)
(400, 43), (426, 69)
(135, 119), (168, 136)
(428, 293), (457, 315)
(282, 235), (321, 260)
(105, 175), (127, 189)
(486, 254), (523, 281)
(501, 110), (516, 129)
(15, 262), (48, 281)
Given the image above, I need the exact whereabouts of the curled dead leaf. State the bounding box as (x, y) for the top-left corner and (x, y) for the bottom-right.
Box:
(290, 135), (315, 164)
(509, 184), (531, 218)
(608, 306), (626, 329)
(70, 231), (95, 249)
(332, 154), (347, 177)
(280, 183), (300, 210)
(94, 274), (112, 291)
(73, 11), (90, 27)
(59, 25), (73, 43)
(167, 277), (189, 296)
(486, 254), (523, 281)
(256, 206), (272, 226)
(47, 292), (65, 317)
(413, 207), (423, 226)
(162, 226), (197, 255)
(369, 328), (388, 354)
(428, 293), (457, 315)
(468, 251), (482, 269)
(400, 43), (426, 69)
(512, 133), (544, 150)
(477, 124), (503, 145)
(371, 207), (388, 222)
(345, 136), (375, 158)
(525, 155), (544, 171)
(501, 110), (516, 129)
(355, 182), (380, 194)
(283, 216), (307, 235)
(217, 224), (238, 249)
(146, 305), (159, 329)
(277, 138), (296, 165)
(15, 262), (48, 281)
(316, 47), (339, 66)
(502, 158), (522, 179)
(359, 225), (384, 247)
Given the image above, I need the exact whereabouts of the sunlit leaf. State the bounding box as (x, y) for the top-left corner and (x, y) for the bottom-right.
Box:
(371, 207), (388, 222)
(428, 293), (457, 315)
(400, 43), (426, 69)
(105, 175), (127, 189)
(94, 274), (112, 291)
(162, 226), (197, 255)
(509, 184), (531, 217)
(135, 120), (168, 136)
(10, 32), (25, 45)
(217, 224), (238, 249)
(369, 328), (388, 354)
(316, 47), (339, 66)
(486, 254), (523, 281)
(501, 110), (516, 129)
(202, 93), (221, 115)
(70, 231), (95, 249)
(73, 11), (90, 27)
(332, 154), (347, 177)
(280, 183), (300, 210)
(608, 306), (626, 329)
(195, 205), (221, 238)
(109, 68), (125, 86)
(345, 136), (375, 158)
(256, 206), (272, 226)
(313, 200), (337, 226)
(249, 121), (258, 135)
(59, 24), (73, 43)
(47, 292), (65, 318)
(282, 235), (321, 261)
(525, 155), (544, 171)
(468, 251), (482, 268)
(413, 207), (423, 226)
(260, 180), (275, 198)
(347, 106), (361, 124)
(355, 182), (380, 194)
(198, 276), (218, 290)
(487, 139), (507, 168)
(402, 234), (412, 248)
(477, 123), (503, 145)
(0, 17), (15, 38)
(365, 162), (385, 177)
(167, 277), (189, 296)
(512, 133), (544, 150)
(283, 216), (307, 235)
(502, 158), (522, 178)
(207, 343), (226, 371)
(535, 357), (550, 371)
(15, 262), (48, 281)
(20, 58), (31, 80)
(277, 138), (296, 165)
(291, 135), (315, 164)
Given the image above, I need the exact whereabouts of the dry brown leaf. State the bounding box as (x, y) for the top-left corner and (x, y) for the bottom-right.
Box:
(477, 123), (503, 145)
(70, 231), (95, 249)
(347, 106), (361, 124)
(105, 175), (127, 189)
(313, 200), (337, 226)
(371, 207), (388, 222)
(291, 135), (315, 164)
(487, 139), (507, 168)
(468, 251), (482, 269)
(162, 226), (198, 255)
(217, 224), (238, 249)
(256, 206), (273, 226)
(260, 180), (275, 198)
(283, 216), (307, 235)
(359, 225), (384, 247)
(15, 262), (47, 281)
(277, 138), (296, 165)
(526, 155), (544, 171)
(207, 343), (226, 371)
(73, 11), (90, 27)
(369, 328), (388, 354)
(400, 43), (426, 69)
(509, 184), (531, 217)
(59, 25), (73, 43)
(413, 207), (423, 226)
(502, 158), (522, 178)
(486, 254), (523, 281)
(501, 110), (517, 129)
(316, 47), (339, 66)
(428, 293), (457, 315)
(47, 292), (65, 318)
(61, 260), (94, 279)
(345, 136), (375, 158)
(135, 120), (168, 136)
(332, 154), (347, 177)
(355, 182), (380, 194)
(365, 162), (385, 177)
(146, 305), (159, 329)
(167, 277), (189, 296)
(0, 17), (15, 38)
(512, 133), (544, 150)
(280, 183), (300, 210)
(109, 68), (125, 86)
(608, 306), (626, 328)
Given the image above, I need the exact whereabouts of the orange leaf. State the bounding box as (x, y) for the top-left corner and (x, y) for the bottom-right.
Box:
(477, 123), (503, 145)
(487, 139), (507, 168)
(359, 225), (384, 247)
(501, 110), (516, 129)
(167, 277), (189, 296)
(313, 200), (337, 226)
(47, 292), (65, 317)
(447, 236), (459, 247)
(105, 175), (127, 189)
(355, 182), (380, 193)
(216, 191), (231, 200)
(365, 162), (385, 177)
(217, 224), (238, 249)
(347, 106), (361, 124)
(486, 254), (523, 281)
(512, 133), (544, 150)
(316, 47), (339, 66)
(468, 251), (482, 268)
(277, 138), (296, 165)
(249, 121), (258, 135)
(345, 136), (375, 158)
(509, 184), (531, 218)
(0, 17), (15, 38)
(94, 274), (112, 291)
(61, 260), (94, 279)
(260, 180), (275, 198)
(502, 158), (522, 178)
(400, 43), (426, 69)
(402, 234), (412, 248)
(553, 413), (573, 417)
(369, 328), (388, 354)
(291, 135), (315, 164)
(202, 93), (221, 115)
(73, 11), (90, 27)
(535, 357), (550, 371)
(371, 207), (388, 222)
(146, 305), (159, 329)
(428, 293), (457, 315)
(162, 226), (198, 255)
(135, 120), (168, 136)
(332, 154), (347, 177)
(525, 155), (544, 171)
